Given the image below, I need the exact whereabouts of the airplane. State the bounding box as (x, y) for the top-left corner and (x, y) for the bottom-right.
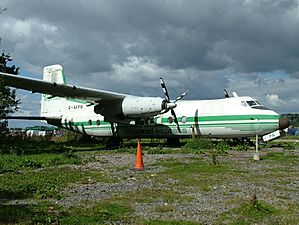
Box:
(0, 64), (290, 146)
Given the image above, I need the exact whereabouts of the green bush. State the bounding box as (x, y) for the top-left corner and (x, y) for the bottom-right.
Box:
(20, 159), (42, 169)
(147, 147), (166, 154)
(183, 138), (215, 153)
(283, 143), (295, 150)
(236, 144), (250, 151)
(216, 141), (231, 153)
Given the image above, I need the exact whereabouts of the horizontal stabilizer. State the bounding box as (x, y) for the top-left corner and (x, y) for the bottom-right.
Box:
(3, 116), (61, 127)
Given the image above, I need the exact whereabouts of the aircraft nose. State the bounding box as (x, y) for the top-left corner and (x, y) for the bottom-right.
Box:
(279, 117), (290, 130)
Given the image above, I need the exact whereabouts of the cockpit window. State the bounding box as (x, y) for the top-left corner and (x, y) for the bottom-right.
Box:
(255, 100), (262, 105)
(241, 101), (247, 107)
(246, 101), (257, 107)
(246, 100), (270, 110)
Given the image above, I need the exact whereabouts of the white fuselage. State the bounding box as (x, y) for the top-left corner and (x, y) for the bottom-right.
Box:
(47, 96), (280, 138)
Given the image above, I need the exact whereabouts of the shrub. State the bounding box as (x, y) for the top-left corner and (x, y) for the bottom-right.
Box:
(183, 138), (215, 153)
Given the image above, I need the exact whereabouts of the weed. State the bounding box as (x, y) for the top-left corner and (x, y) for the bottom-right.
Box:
(0, 204), (58, 224)
(0, 201), (134, 225)
(154, 204), (176, 213)
(20, 159), (42, 169)
(0, 168), (113, 199)
(59, 202), (134, 224)
(147, 146), (166, 154)
(210, 150), (220, 166)
(263, 152), (298, 162)
(283, 143), (296, 150)
(159, 159), (230, 191)
(145, 220), (202, 225)
(117, 187), (191, 204)
(235, 144), (250, 151)
(63, 149), (79, 159)
(216, 141), (231, 153)
(219, 200), (279, 225)
(183, 138), (214, 153)
(109, 146), (136, 153)
(0, 154), (82, 174)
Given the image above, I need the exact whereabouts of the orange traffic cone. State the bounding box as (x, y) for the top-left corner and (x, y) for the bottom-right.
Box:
(134, 139), (144, 170)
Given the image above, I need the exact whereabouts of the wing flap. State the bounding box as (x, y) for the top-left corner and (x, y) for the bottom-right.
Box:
(0, 72), (128, 102)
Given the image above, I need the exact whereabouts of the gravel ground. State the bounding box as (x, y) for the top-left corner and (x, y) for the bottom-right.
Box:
(49, 148), (299, 224)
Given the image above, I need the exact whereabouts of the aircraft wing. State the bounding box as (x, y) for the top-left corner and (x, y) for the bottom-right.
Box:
(0, 72), (130, 102)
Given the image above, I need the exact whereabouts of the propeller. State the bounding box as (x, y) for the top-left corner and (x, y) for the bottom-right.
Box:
(160, 77), (187, 133)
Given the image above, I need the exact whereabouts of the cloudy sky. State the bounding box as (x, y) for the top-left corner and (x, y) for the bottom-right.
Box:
(1, 0), (299, 127)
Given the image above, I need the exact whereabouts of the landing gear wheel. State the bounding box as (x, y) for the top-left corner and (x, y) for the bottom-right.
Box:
(106, 137), (124, 149)
(166, 138), (181, 147)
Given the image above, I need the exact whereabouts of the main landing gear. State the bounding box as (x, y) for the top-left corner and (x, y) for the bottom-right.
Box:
(106, 136), (124, 149)
(166, 137), (181, 147)
(106, 122), (123, 148)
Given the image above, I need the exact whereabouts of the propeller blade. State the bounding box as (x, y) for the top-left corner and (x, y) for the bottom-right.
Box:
(160, 77), (170, 102)
(171, 109), (181, 133)
(174, 91), (187, 103)
(160, 109), (169, 114)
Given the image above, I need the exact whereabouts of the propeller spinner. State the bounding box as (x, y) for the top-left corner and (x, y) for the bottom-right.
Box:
(160, 77), (186, 132)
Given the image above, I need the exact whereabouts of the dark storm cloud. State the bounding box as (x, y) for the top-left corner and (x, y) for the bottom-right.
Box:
(0, 0), (299, 117)
(2, 0), (299, 75)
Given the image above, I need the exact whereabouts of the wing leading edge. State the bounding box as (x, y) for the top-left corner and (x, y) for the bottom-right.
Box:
(0, 72), (131, 103)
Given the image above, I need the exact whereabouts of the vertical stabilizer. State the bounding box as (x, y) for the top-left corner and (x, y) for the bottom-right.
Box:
(40, 65), (68, 117)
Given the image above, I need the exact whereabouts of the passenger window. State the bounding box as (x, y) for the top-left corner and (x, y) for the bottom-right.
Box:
(168, 117), (174, 123)
(181, 116), (187, 123)
(88, 120), (92, 126)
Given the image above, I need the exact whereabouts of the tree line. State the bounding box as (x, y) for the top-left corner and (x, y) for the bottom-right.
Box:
(282, 114), (299, 127)
(0, 7), (19, 138)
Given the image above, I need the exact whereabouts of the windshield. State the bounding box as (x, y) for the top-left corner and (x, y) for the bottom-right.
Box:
(246, 100), (270, 110)
(246, 101), (257, 107)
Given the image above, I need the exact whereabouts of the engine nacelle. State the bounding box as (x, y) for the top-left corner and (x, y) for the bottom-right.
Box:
(122, 97), (164, 118)
(94, 97), (165, 119)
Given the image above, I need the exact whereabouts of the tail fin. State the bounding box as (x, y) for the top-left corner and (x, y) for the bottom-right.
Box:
(40, 65), (68, 117)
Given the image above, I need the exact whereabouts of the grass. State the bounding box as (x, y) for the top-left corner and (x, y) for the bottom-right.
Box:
(145, 220), (202, 225)
(218, 200), (279, 225)
(0, 201), (134, 225)
(263, 140), (298, 149)
(0, 153), (82, 173)
(217, 200), (299, 225)
(59, 202), (134, 224)
(0, 203), (58, 225)
(0, 138), (298, 224)
(115, 187), (192, 204)
(0, 138), (106, 155)
(0, 167), (114, 200)
(158, 159), (232, 191)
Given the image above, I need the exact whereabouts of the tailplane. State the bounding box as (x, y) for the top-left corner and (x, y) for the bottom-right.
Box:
(40, 65), (68, 117)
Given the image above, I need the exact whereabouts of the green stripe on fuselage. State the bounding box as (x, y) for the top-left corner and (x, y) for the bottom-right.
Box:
(63, 114), (278, 128)
(161, 114), (279, 123)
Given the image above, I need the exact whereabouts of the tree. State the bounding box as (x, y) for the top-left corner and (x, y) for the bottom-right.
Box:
(0, 6), (20, 137)
(0, 52), (20, 136)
